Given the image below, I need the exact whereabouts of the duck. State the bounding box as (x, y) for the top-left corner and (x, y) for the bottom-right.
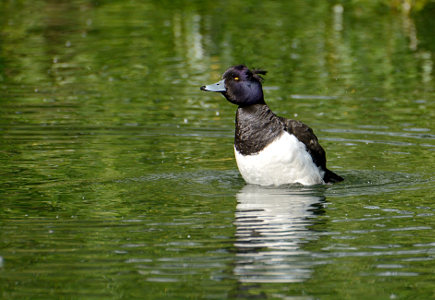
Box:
(200, 65), (343, 186)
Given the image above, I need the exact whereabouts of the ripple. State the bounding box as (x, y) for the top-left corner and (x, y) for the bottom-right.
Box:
(325, 170), (426, 197)
(324, 128), (435, 140)
(376, 271), (419, 277)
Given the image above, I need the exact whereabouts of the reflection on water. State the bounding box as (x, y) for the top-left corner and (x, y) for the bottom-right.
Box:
(234, 185), (325, 283)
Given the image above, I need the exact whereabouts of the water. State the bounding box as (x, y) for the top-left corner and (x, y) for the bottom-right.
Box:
(1, 0), (434, 299)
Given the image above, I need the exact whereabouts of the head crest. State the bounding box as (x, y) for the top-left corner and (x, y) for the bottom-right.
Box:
(252, 68), (267, 81)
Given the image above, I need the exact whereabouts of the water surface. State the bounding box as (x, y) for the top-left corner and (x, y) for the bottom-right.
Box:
(1, 1), (434, 299)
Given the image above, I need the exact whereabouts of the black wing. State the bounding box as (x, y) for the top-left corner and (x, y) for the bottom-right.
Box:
(279, 117), (343, 183)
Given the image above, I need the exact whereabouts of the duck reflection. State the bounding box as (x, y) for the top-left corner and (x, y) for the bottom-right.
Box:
(234, 185), (325, 283)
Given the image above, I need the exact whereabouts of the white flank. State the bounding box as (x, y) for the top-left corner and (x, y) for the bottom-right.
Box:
(234, 132), (324, 186)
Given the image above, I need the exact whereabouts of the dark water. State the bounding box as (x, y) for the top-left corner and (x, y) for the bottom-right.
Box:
(1, 1), (434, 299)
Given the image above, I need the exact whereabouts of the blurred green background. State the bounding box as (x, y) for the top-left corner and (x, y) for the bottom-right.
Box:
(0, 0), (434, 299)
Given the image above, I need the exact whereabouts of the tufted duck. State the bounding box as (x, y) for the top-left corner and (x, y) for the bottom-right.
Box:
(200, 65), (343, 186)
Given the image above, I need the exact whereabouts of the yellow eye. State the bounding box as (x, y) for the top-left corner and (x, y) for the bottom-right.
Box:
(234, 77), (239, 81)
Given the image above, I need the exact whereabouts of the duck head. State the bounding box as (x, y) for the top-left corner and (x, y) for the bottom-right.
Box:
(200, 65), (267, 106)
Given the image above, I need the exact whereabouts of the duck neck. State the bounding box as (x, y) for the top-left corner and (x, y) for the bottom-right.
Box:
(238, 95), (266, 107)
(235, 104), (284, 155)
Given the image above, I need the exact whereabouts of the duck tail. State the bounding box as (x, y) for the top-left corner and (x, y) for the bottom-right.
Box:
(324, 169), (344, 184)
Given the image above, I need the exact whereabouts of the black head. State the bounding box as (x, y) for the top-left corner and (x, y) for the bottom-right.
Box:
(200, 65), (267, 106)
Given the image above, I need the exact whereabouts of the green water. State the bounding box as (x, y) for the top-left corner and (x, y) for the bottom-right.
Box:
(1, 1), (434, 299)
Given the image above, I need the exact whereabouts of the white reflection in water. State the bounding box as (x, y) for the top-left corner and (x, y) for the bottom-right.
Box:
(234, 185), (325, 283)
